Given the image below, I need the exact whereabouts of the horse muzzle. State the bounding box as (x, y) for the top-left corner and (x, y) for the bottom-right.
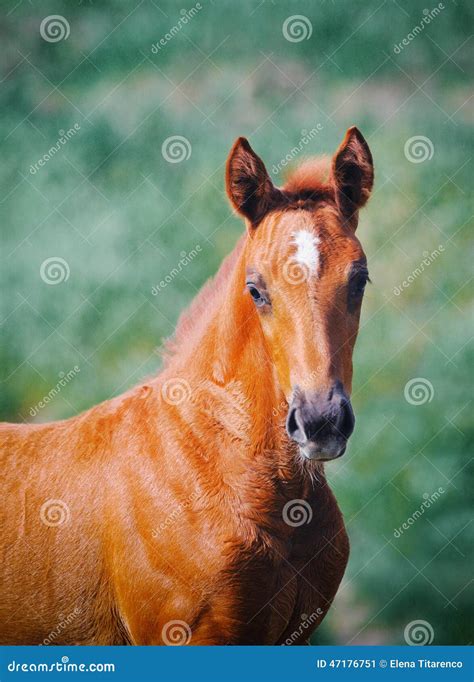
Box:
(286, 383), (355, 461)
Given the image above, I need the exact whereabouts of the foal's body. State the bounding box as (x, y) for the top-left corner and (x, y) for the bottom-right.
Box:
(1, 128), (373, 644)
(1, 245), (348, 645)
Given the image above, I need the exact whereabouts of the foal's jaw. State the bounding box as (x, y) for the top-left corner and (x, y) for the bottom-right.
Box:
(300, 442), (346, 462)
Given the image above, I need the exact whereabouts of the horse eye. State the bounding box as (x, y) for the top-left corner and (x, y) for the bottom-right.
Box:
(349, 273), (368, 303)
(247, 284), (265, 306)
(354, 276), (367, 294)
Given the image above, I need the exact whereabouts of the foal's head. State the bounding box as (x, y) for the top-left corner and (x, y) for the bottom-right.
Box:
(226, 127), (374, 461)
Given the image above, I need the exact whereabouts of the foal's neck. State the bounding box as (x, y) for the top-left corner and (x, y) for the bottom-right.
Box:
(170, 243), (305, 472)
(169, 243), (273, 418)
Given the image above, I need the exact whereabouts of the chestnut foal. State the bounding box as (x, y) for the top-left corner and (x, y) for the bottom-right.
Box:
(0, 127), (373, 645)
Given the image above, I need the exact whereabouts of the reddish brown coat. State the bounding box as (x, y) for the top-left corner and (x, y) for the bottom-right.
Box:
(0, 128), (373, 645)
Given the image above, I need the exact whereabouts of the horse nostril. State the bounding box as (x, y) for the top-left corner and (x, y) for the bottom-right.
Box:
(286, 407), (306, 444)
(338, 399), (355, 439)
(286, 407), (298, 438)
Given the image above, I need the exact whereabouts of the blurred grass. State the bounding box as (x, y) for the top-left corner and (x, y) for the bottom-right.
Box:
(1, 0), (472, 645)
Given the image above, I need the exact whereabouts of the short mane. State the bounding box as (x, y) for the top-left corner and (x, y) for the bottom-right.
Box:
(162, 235), (245, 365)
(283, 155), (332, 194)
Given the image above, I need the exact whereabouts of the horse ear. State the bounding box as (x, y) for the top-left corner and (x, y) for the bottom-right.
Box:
(331, 127), (374, 228)
(226, 137), (281, 228)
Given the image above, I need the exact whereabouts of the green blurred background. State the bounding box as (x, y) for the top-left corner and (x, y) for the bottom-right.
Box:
(1, 0), (472, 645)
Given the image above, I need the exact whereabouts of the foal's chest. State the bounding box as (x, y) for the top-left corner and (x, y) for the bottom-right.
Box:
(211, 532), (312, 645)
(234, 555), (300, 644)
(207, 487), (349, 644)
